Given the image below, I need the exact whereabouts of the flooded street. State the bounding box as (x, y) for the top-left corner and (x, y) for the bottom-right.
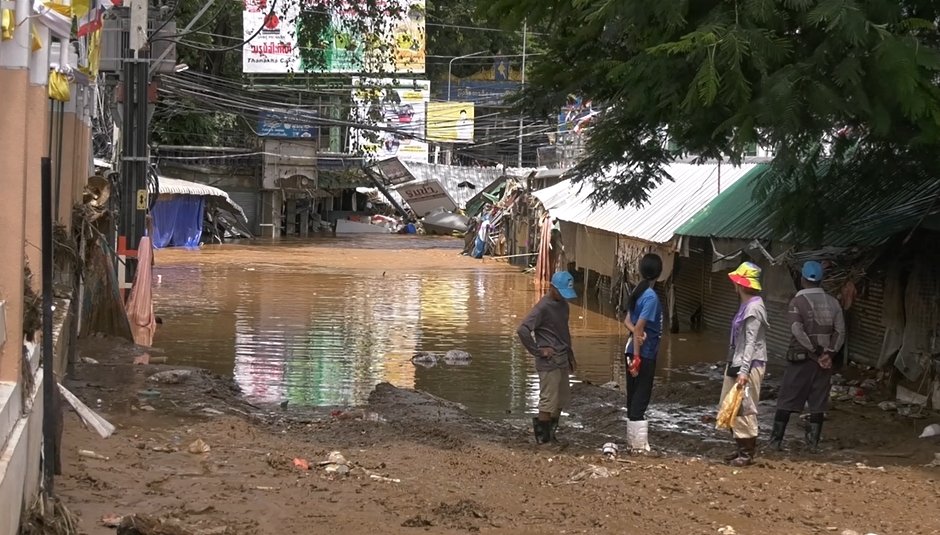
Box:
(152, 236), (725, 418)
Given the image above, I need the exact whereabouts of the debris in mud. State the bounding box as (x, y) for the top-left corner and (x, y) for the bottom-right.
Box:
(602, 442), (619, 459)
(565, 464), (617, 484)
(920, 424), (940, 438)
(319, 451), (350, 475)
(600, 381), (620, 390)
(718, 526), (736, 535)
(187, 439), (211, 454)
(925, 453), (940, 467)
(443, 349), (472, 365)
(81, 357), (100, 364)
(292, 458), (310, 471)
(149, 369), (194, 385)
(402, 515), (434, 528)
(369, 474), (401, 483)
(102, 514), (123, 528)
(877, 401), (897, 412)
(59, 383), (116, 438)
(116, 514), (194, 535)
(79, 449), (110, 461)
(200, 407), (224, 416)
(138, 389), (161, 398)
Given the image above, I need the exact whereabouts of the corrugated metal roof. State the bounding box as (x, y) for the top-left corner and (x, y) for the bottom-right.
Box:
(157, 176), (247, 221)
(675, 166), (940, 246)
(532, 162), (759, 244)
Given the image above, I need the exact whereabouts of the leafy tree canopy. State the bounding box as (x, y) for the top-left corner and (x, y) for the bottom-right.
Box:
(486, 0), (940, 243)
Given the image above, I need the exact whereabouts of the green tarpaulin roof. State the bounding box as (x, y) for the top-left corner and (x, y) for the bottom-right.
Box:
(675, 165), (940, 247)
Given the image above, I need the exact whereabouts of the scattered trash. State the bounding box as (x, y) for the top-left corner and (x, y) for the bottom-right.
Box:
(79, 449), (109, 461)
(59, 383), (116, 438)
(81, 357), (100, 364)
(149, 369), (194, 384)
(854, 462), (885, 472)
(565, 464), (615, 483)
(362, 411), (387, 423)
(932, 379), (940, 410)
(924, 453), (940, 468)
(861, 379), (879, 391)
(897, 405), (927, 419)
(877, 401), (897, 412)
(292, 458), (310, 471)
(319, 451), (350, 475)
(896, 385), (928, 406)
(187, 439), (211, 454)
(151, 445), (178, 453)
(139, 405), (156, 412)
(602, 442), (619, 459)
(200, 408), (224, 416)
(600, 381), (619, 391)
(370, 474), (401, 483)
(255, 486), (279, 491)
(100, 513), (122, 528)
(137, 389), (161, 398)
(919, 424), (940, 438)
(718, 526), (736, 535)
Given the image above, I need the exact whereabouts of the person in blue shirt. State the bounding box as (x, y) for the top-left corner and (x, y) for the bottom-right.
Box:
(622, 253), (663, 451)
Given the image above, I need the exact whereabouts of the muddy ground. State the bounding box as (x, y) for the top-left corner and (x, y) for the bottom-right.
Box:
(56, 336), (940, 535)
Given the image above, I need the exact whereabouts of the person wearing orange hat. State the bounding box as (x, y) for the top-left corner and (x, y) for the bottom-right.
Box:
(719, 262), (769, 467)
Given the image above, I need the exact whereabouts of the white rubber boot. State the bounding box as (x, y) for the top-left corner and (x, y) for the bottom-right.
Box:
(627, 420), (651, 452)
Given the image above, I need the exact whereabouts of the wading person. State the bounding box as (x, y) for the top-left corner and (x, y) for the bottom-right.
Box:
(720, 262), (769, 467)
(769, 261), (846, 453)
(517, 271), (578, 444)
(622, 253), (664, 451)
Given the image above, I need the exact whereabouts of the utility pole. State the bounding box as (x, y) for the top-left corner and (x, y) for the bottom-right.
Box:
(517, 20), (527, 168)
(118, 0), (151, 295)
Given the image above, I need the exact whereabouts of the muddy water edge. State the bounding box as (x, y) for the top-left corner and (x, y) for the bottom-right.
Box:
(150, 236), (722, 422)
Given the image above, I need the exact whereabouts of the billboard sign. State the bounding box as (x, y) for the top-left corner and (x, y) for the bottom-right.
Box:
(443, 81), (520, 106)
(396, 179), (457, 216)
(350, 78), (430, 163)
(426, 102), (474, 143)
(242, 0), (426, 75)
(258, 108), (319, 138)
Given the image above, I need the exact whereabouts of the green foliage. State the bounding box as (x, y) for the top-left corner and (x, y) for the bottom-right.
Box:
(486, 0), (940, 243)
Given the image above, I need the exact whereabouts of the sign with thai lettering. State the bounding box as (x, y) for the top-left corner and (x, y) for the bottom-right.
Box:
(396, 179), (456, 216)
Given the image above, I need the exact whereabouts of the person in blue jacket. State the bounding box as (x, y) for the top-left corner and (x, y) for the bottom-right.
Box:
(622, 253), (663, 451)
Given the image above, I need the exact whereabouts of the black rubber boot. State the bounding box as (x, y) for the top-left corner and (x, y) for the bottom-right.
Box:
(532, 417), (551, 445)
(805, 422), (823, 453)
(550, 417), (560, 443)
(723, 432), (740, 461)
(768, 420), (788, 451)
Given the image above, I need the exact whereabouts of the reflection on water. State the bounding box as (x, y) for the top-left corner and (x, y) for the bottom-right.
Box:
(152, 237), (724, 418)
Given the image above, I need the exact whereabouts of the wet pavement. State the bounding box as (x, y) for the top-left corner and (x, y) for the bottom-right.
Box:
(152, 236), (728, 418)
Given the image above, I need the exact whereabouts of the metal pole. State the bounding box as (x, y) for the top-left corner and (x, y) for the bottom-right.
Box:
(364, 167), (409, 218)
(41, 156), (55, 494)
(448, 51), (486, 102)
(517, 21), (527, 168)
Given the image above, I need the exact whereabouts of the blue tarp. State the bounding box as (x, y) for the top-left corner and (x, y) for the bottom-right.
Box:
(151, 195), (205, 248)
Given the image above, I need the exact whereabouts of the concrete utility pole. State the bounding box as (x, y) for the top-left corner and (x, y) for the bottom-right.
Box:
(118, 0), (151, 292)
(517, 20), (526, 168)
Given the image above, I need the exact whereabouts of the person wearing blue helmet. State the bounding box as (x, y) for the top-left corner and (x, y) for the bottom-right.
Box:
(517, 270), (578, 444)
(769, 260), (846, 453)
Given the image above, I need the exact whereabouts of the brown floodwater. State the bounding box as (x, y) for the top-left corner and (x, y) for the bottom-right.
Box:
(151, 236), (727, 418)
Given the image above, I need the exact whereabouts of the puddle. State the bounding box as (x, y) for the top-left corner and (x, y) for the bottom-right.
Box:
(152, 236), (727, 418)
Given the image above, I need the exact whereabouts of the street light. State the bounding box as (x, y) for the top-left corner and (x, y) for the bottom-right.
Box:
(448, 51), (486, 101)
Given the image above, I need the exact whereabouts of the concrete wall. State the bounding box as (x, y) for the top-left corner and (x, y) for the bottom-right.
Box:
(0, 1), (87, 530)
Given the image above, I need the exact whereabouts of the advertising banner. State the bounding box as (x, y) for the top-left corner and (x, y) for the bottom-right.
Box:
(350, 78), (430, 163)
(258, 108), (319, 138)
(426, 102), (474, 143)
(242, 0), (426, 75)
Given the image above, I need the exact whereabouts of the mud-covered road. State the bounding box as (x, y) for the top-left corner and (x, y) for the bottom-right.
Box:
(56, 335), (940, 535)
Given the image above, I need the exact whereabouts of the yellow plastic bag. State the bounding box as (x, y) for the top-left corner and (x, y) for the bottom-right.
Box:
(716, 386), (744, 430)
(1, 9), (13, 41)
(31, 23), (42, 52)
(48, 71), (70, 102)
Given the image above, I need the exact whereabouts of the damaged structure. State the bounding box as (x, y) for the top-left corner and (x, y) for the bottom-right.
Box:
(674, 165), (940, 390)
